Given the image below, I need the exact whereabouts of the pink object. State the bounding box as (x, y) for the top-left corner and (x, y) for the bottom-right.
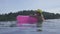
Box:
(16, 15), (38, 26)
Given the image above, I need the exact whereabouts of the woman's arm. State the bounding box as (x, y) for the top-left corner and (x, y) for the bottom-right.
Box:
(41, 14), (45, 21)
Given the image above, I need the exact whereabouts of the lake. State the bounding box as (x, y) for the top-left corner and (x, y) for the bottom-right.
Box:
(0, 19), (60, 34)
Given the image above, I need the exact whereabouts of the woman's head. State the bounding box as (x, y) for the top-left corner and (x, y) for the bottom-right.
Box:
(37, 9), (42, 14)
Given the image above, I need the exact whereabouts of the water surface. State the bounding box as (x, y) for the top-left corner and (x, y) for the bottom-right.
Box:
(0, 19), (60, 34)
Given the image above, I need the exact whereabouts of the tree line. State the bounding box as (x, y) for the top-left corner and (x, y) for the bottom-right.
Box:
(0, 10), (60, 21)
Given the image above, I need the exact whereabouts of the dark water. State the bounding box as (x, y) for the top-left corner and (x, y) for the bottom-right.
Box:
(0, 19), (60, 34)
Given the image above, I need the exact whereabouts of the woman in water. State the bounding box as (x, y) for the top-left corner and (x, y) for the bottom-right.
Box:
(36, 9), (44, 31)
(29, 9), (44, 31)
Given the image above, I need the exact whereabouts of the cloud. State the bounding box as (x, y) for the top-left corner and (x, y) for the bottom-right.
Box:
(45, 8), (60, 14)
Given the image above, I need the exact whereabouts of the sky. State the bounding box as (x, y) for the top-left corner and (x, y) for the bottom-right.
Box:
(0, 0), (60, 14)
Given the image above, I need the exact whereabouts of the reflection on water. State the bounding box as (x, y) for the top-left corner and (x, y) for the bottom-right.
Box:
(36, 21), (43, 31)
(0, 21), (43, 31)
(17, 24), (43, 31)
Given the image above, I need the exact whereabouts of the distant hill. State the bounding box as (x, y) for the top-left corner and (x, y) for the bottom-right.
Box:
(0, 10), (60, 21)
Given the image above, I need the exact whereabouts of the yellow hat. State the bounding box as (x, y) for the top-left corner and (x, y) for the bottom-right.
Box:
(37, 9), (42, 13)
